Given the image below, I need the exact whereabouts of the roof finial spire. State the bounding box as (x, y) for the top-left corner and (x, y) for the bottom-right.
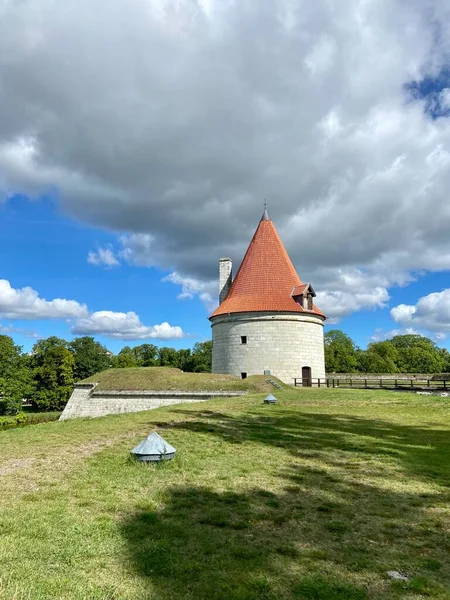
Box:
(262, 200), (269, 221)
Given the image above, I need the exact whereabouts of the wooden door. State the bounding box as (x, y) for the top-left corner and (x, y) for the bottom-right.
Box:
(302, 366), (312, 387)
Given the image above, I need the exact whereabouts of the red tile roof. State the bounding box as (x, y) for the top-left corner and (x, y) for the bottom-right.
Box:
(210, 216), (326, 319)
(291, 284), (308, 296)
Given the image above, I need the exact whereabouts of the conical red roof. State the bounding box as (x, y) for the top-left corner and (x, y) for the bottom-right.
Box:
(210, 214), (325, 318)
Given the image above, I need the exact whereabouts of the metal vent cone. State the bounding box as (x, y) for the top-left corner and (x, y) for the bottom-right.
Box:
(264, 393), (277, 404)
(131, 431), (176, 462)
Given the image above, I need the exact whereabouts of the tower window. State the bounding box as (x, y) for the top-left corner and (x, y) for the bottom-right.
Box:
(241, 336), (247, 344)
(241, 372), (247, 379)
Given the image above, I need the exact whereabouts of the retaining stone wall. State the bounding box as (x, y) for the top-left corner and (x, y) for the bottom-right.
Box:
(59, 385), (247, 420)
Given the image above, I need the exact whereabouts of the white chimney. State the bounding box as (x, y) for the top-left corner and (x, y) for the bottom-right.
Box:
(219, 257), (232, 304)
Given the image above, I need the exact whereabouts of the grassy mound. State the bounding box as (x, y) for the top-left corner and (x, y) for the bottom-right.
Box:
(81, 366), (281, 393)
(1, 388), (450, 599)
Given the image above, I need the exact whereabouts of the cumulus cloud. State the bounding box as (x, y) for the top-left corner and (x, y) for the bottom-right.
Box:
(312, 267), (395, 321)
(0, 279), (185, 341)
(391, 289), (450, 335)
(317, 288), (389, 323)
(0, 279), (88, 320)
(72, 311), (185, 340)
(87, 246), (120, 267)
(118, 234), (157, 267)
(2, 0), (450, 311)
(162, 272), (217, 313)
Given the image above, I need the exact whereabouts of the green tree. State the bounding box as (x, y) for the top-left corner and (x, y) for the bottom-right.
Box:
(0, 335), (21, 379)
(176, 348), (193, 371)
(0, 335), (31, 415)
(32, 336), (68, 355)
(357, 341), (399, 373)
(438, 348), (450, 374)
(389, 335), (444, 373)
(157, 347), (179, 367)
(324, 330), (358, 373)
(132, 344), (158, 367)
(69, 336), (111, 381)
(30, 337), (75, 411)
(189, 341), (212, 372)
(113, 346), (138, 368)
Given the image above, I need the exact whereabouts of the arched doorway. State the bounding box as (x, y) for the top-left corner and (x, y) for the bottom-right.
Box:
(302, 366), (312, 387)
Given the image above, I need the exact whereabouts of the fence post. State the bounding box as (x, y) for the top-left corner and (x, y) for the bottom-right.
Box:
(411, 379), (413, 388)
(333, 379), (335, 388)
(318, 378), (321, 388)
(395, 379), (397, 387)
(444, 380), (447, 390)
(380, 379), (382, 388)
(427, 379), (430, 388)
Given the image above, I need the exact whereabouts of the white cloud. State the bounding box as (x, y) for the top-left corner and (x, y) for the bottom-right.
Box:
(0, 279), (88, 320)
(440, 88), (450, 111)
(0, 279), (186, 341)
(162, 272), (217, 313)
(317, 288), (389, 323)
(72, 311), (185, 340)
(118, 234), (156, 267)
(312, 267), (393, 322)
(369, 327), (422, 342)
(2, 0), (450, 318)
(0, 323), (40, 339)
(87, 246), (120, 267)
(391, 289), (450, 336)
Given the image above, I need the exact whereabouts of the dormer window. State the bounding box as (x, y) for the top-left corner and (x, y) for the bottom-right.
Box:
(291, 283), (316, 310)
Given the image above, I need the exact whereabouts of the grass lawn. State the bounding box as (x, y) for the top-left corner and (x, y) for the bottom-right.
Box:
(81, 367), (280, 393)
(0, 388), (449, 600)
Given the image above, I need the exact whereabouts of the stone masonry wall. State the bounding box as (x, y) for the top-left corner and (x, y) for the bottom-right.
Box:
(59, 386), (247, 420)
(211, 312), (325, 384)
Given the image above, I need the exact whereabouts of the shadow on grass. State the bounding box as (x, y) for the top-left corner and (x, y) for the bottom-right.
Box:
(120, 408), (450, 599)
(121, 484), (370, 600)
(151, 408), (450, 487)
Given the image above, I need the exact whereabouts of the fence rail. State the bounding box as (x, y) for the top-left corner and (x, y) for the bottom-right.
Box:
(293, 377), (450, 390)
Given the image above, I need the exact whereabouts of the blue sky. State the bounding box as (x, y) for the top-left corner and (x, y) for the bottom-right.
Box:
(0, 195), (210, 352)
(1, 0), (450, 353)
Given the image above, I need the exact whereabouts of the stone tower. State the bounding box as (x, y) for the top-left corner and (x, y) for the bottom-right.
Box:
(209, 209), (326, 385)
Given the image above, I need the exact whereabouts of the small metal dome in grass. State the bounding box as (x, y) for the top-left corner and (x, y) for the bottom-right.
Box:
(264, 393), (277, 404)
(131, 432), (176, 462)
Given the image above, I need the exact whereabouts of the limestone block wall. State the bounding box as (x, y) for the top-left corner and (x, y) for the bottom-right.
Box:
(60, 384), (96, 420)
(59, 385), (247, 420)
(211, 312), (325, 384)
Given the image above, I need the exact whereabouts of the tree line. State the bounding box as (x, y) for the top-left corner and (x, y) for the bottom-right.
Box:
(0, 335), (212, 415)
(325, 330), (450, 374)
(2, 329), (448, 416)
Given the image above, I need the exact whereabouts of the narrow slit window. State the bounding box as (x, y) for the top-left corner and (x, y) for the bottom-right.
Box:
(307, 294), (313, 310)
(241, 336), (247, 344)
(241, 372), (247, 379)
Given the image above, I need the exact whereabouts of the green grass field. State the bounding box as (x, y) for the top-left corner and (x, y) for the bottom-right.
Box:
(82, 367), (280, 393)
(1, 388), (449, 600)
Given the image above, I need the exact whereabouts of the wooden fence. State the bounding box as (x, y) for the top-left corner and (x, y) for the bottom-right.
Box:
(293, 377), (450, 391)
